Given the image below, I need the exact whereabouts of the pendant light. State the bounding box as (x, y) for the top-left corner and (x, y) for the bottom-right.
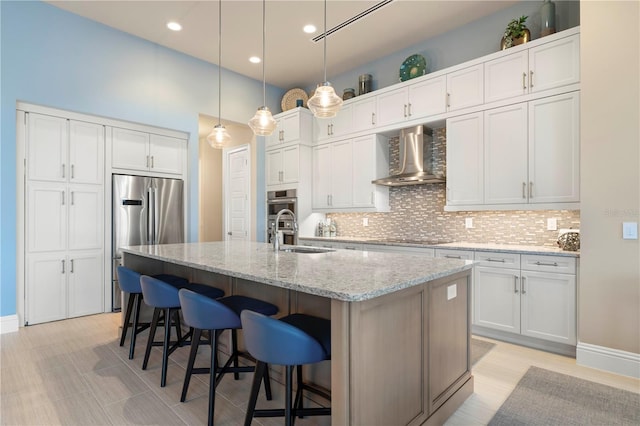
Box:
(207, 0), (232, 149)
(307, 0), (343, 118)
(248, 0), (277, 136)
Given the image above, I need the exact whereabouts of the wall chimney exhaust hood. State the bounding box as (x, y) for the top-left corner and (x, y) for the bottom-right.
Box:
(372, 125), (445, 186)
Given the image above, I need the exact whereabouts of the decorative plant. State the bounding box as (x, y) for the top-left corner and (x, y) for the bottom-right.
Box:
(503, 15), (528, 48)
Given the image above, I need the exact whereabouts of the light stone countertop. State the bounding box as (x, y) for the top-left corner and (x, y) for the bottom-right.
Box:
(298, 236), (580, 257)
(121, 241), (473, 302)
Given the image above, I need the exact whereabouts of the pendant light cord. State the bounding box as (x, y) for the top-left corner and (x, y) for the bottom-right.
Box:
(262, 0), (266, 106)
(218, 0), (222, 126)
(323, 0), (327, 83)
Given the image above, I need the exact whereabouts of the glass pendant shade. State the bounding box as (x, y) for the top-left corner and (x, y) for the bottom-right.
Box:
(207, 124), (232, 149)
(248, 106), (277, 136)
(307, 83), (343, 118)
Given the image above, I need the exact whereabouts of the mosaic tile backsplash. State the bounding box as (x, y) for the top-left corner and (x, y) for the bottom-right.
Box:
(327, 129), (581, 247)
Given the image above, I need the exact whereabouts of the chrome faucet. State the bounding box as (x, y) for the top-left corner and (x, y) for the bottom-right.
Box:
(273, 208), (297, 252)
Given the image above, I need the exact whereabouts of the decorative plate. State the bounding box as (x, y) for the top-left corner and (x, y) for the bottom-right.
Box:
(399, 54), (427, 82)
(281, 88), (308, 111)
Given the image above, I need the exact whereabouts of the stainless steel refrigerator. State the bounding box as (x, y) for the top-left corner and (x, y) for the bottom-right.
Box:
(112, 174), (184, 310)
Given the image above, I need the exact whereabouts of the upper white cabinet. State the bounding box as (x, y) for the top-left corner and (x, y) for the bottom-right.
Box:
(446, 112), (484, 206)
(28, 115), (104, 184)
(267, 107), (313, 147)
(312, 135), (389, 211)
(266, 145), (301, 187)
(314, 104), (353, 142)
(376, 75), (447, 127)
(447, 91), (580, 209)
(351, 97), (377, 133)
(446, 64), (484, 112)
(112, 127), (184, 175)
(485, 34), (580, 104)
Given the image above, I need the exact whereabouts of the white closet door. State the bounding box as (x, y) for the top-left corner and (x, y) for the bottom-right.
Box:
(27, 113), (68, 182)
(26, 253), (67, 325)
(27, 182), (67, 253)
(69, 120), (104, 185)
(68, 185), (103, 250)
(67, 252), (103, 318)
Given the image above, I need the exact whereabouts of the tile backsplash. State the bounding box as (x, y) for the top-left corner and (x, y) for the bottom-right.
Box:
(327, 129), (580, 247)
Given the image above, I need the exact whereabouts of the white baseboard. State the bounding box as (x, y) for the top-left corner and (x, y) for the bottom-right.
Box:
(0, 315), (19, 334)
(576, 341), (640, 379)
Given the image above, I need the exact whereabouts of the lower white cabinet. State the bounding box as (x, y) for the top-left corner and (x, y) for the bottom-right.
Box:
(26, 251), (103, 324)
(474, 252), (576, 346)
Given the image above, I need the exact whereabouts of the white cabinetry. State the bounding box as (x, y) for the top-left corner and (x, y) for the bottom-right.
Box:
(112, 127), (184, 175)
(312, 135), (389, 211)
(351, 97), (377, 133)
(485, 34), (580, 104)
(474, 252), (576, 347)
(266, 145), (301, 186)
(434, 248), (475, 260)
(376, 76), (447, 127)
(446, 64), (484, 112)
(25, 112), (104, 325)
(314, 105), (352, 142)
(445, 112), (484, 206)
(267, 107), (313, 147)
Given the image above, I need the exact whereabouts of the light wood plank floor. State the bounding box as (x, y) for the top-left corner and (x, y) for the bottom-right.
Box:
(1, 313), (638, 425)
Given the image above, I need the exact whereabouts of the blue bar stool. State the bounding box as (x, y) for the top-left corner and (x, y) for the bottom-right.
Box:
(140, 275), (225, 387)
(178, 289), (279, 426)
(117, 266), (190, 360)
(241, 310), (331, 426)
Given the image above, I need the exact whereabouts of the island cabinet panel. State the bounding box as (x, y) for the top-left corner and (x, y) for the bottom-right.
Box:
(348, 284), (427, 426)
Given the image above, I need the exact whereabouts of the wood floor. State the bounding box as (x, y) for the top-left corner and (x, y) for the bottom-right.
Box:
(1, 313), (638, 425)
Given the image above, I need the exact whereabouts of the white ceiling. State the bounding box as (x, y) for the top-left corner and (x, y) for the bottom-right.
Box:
(47, 0), (517, 90)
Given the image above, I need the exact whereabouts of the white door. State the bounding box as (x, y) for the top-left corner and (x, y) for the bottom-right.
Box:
(351, 98), (377, 132)
(281, 145), (300, 184)
(446, 112), (484, 205)
(484, 103), (528, 204)
(446, 64), (484, 111)
(111, 127), (149, 171)
(224, 146), (250, 241)
(474, 266), (521, 333)
(312, 144), (332, 209)
(330, 104), (353, 138)
(529, 34), (580, 94)
(26, 253), (67, 325)
(149, 134), (184, 175)
(68, 185), (103, 250)
(409, 75), (447, 118)
(27, 182), (67, 253)
(67, 252), (104, 318)
(69, 120), (104, 185)
(27, 113), (68, 182)
(330, 140), (353, 208)
(376, 88), (408, 127)
(266, 149), (283, 186)
(352, 136), (376, 208)
(484, 51), (529, 103)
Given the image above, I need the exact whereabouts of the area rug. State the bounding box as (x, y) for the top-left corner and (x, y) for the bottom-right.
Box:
(471, 337), (496, 366)
(489, 366), (640, 425)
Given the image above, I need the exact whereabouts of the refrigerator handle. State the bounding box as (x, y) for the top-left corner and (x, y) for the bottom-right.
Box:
(147, 187), (154, 244)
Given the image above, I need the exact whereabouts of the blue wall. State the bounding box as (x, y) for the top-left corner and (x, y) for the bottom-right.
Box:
(0, 1), (283, 317)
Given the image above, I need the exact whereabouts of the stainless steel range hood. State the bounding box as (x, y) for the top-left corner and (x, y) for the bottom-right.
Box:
(372, 125), (445, 186)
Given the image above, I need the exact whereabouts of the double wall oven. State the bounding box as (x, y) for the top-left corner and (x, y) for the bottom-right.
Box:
(267, 189), (297, 245)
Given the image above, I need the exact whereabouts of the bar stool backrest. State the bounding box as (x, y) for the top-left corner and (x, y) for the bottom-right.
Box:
(178, 288), (241, 330)
(140, 275), (180, 309)
(117, 266), (142, 294)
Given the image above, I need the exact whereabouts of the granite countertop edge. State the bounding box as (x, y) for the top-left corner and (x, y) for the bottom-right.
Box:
(298, 236), (580, 257)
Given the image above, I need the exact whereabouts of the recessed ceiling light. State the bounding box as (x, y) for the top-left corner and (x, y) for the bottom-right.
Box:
(167, 21), (182, 31)
(303, 24), (317, 34)
(249, 56), (261, 64)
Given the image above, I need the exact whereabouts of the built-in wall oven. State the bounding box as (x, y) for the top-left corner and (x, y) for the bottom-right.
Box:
(267, 189), (297, 245)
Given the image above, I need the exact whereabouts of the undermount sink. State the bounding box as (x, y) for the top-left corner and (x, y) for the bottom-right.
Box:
(279, 246), (335, 254)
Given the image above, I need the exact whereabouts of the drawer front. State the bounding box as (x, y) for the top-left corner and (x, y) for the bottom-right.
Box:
(474, 251), (520, 268)
(521, 254), (576, 274)
(363, 244), (435, 257)
(434, 248), (474, 260)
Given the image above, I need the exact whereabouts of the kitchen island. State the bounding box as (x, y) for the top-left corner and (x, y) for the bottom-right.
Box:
(122, 241), (474, 426)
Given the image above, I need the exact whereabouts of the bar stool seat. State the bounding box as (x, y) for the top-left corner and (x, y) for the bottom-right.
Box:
(241, 310), (331, 426)
(178, 289), (279, 426)
(117, 266), (189, 360)
(140, 276), (224, 387)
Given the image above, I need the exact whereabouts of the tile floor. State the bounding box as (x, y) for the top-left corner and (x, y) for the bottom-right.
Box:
(1, 313), (638, 425)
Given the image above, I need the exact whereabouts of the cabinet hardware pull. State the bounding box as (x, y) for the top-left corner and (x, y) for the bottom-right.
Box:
(403, 104), (408, 117)
(371, 112), (375, 125)
(61, 259), (65, 274)
(514, 276), (519, 293)
(522, 182), (526, 199)
(71, 191), (74, 206)
(534, 261), (558, 267)
(530, 70), (534, 87)
(345, 246), (357, 250)
(522, 276), (527, 294)
(487, 258), (506, 262)
(408, 103), (412, 116)
(327, 195), (330, 206)
(327, 124), (331, 136)
(71, 164), (74, 179)
(70, 259), (74, 273)
(447, 93), (451, 108)
(331, 124), (334, 135)
(151, 156), (154, 168)
(146, 156), (150, 168)
(444, 255), (461, 259)
(330, 194), (333, 206)
(61, 191), (65, 206)
(62, 164), (65, 179)
(522, 72), (527, 90)
(529, 181), (533, 198)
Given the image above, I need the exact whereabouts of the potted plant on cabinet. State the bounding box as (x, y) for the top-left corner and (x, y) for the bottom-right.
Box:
(501, 15), (530, 49)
